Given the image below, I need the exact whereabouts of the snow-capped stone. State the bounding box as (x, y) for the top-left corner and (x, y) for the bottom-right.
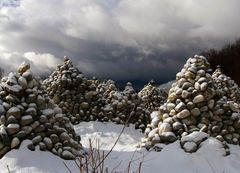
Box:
(148, 128), (158, 139)
(181, 132), (208, 145)
(6, 124), (20, 135)
(159, 122), (172, 133)
(183, 142), (197, 153)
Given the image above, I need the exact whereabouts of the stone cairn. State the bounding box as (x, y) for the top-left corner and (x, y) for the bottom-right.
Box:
(97, 79), (118, 122)
(44, 58), (151, 131)
(212, 66), (240, 103)
(138, 80), (167, 112)
(141, 55), (240, 153)
(99, 81), (151, 132)
(43, 57), (104, 124)
(0, 62), (86, 159)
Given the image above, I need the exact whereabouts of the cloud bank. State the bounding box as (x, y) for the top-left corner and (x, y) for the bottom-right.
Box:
(0, 0), (240, 84)
(0, 51), (61, 75)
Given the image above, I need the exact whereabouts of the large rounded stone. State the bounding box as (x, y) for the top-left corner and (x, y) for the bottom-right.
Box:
(168, 93), (178, 102)
(6, 124), (20, 135)
(62, 150), (75, 160)
(193, 95), (205, 103)
(32, 135), (42, 145)
(175, 102), (186, 112)
(159, 123), (172, 134)
(6, 107), (21, 119)
(18, 76), (27, 89)
(43, 137), (53, 150)
(11, 137), (20, 149)
(172, 122), (183, 131)
(148, 128), (158, 139)
(21, 115), (33, 126)
(177, 109), (190, 119)
(18, 62), (30, 74)
(159, 132), (177, 142)
(190, 108), (201, 117)
(183, 142), (197, 153)
(80, 102), (89, 109)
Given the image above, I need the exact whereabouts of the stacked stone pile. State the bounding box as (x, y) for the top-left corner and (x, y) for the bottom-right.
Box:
(212, 66), (240, 102)
(98, 80), (118, 97)
(138, 80), (167, 112)
(44, 58), (151, 131)
(99, 81), (150, 131)
(119, 82), (150, 130)
(0, 62), (85, 159)
(141, 55), (240, 153)
(97, 80), (118, 122)
(43, 57), (104, 123)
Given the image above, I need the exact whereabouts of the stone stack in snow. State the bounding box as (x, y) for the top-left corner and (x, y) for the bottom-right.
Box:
(97, 80), (118, 122)
(44, 57), (151, 131)
(43, 57), (104, 124)
(141, 55), (240, 153)
(138, 80), (167, 112)
(212, 66), (240, 102)
(99, 81), (151, 131)
(0, 62), (85, 159)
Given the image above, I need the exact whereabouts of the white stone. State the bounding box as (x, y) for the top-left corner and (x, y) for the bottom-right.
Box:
(181, 131), (208, 145)
(159, 122), (172, 134)
(183, 142), (197, 153)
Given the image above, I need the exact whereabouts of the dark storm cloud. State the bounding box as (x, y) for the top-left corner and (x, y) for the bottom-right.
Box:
(0, 0), (240, 84)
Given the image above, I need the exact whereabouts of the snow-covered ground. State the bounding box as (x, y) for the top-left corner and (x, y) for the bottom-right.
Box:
(1, 121), (240, 173)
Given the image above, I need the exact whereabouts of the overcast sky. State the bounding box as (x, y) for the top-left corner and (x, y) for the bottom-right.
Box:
(0, 0), (240, 85)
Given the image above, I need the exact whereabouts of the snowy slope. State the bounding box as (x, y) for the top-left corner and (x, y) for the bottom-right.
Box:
(1, 122), (240, 173)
